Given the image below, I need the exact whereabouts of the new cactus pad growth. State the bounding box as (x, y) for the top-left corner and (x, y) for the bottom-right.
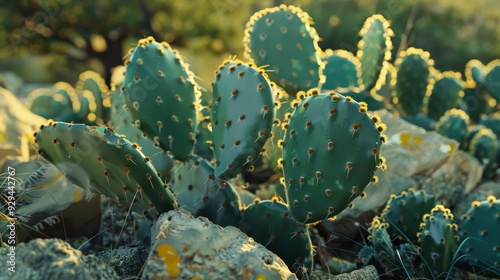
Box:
(123, 37), (201, 161)
(211, 60), (275, 180)
(244, 5), (323, 96)
(395, 48), (434, 115)
(76, 70), (110, 124)
(169, 155), (241, 227)
(368, 216), (396, 264)
(240, 200), (313, 277)
(427, 71), (464, 121)
(418, 205), (459, 279)
(357, 14), (394, 92)
(381, 188), (436, 244)
(435, 109), (470, 148)
(34, 121), (178, 218)
(283, 90), (385, 224)
(458, 196), (500, 276)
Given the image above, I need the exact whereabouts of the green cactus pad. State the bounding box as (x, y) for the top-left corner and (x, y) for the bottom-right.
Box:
(34, 121), (178, 219)
(240, 200), (313, 277)
(76, 70), (109, 124)
(395, 48), (434, 115)
(458, 196), (500, 277)
(435, 109), (470, 149)
(484, 60), (500, 102)
(110, 83), (174, 182)
(211, 60), (275, 180)
(465, 59), (486, 88)
(357, 14), (394, 92)
(170, 155), (241, 227)
(427, 71), (464, 121)
(244, 5), (323, 96)
(467, 127), (498, 179)
(283, 90), (385, 224)
(368, 216), (396, 263)
(28, 88), (72, 120)
(418, 205), (459, 280)
(123, 37), (201, 161)
(381, 188), (436, 244)
(320, 49), (361, 91)
(479, 116), (500, 137)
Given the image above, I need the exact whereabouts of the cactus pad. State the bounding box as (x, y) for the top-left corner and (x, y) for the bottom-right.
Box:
(123, 37), (201, 161)
(283, 90), (385, 224)
(211, 60), (275, 180)
(244, 5), (323, 96)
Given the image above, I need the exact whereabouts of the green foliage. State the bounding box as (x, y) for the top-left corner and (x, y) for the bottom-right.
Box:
(283, 90), (385, 224)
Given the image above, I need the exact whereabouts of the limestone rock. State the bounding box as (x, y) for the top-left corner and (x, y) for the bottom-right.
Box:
(0, 238), (119, 280)
(144, 210), (298, 280)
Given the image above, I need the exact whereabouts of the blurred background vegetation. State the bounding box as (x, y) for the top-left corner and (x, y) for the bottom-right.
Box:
(0, 0), (499, 91)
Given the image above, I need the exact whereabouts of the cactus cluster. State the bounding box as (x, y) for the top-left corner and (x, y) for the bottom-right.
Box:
(14, 3), (500, 280)
(28, 74), (110, 125)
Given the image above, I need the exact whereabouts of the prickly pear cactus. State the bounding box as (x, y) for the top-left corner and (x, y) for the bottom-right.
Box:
(76, 70), (110, 124)
(427, 71), (464, 121)
(467, 128), (498, 179)
(283, 90), (385, 224)
(211, 60), (275, 180)
(110, 83), (174, 182)
(170, 155), (241, 227)
(357, 14), (394, 92)
(418, 205), (459, 280)
(244, 5), (323, 96)
(458, 196), (500, 277)
(395, 48), (434, 115)
(123, 37), (201, 161)
(240, 200), (313, 277)
(28, 88), (73, 121)
(484, 60), (500, 102)
(320, 49), (361, 91)
(381, 188), (436, 244)
(368, 216), (396, 264)
(34, 121), (178, 219)
(435, 109), (470, 149)
(479, 115), (500, 137)
(465, 59), (486, 88)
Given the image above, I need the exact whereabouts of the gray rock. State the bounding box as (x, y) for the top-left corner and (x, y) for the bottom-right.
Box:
(95, 245), (149, 278)
(338, 110), (482, 219)
(0, 238), (119, 280)
(144, 210), (298, 279)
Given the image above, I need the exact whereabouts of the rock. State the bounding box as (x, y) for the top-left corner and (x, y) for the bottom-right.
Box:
(309, 265), (379, 280)
(0, 87), (46, 158)
(0, 238), (119, 280)
(95, 246), (149, 278)
(144, 210), (297, 280)
(337, 110), (464, 219)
